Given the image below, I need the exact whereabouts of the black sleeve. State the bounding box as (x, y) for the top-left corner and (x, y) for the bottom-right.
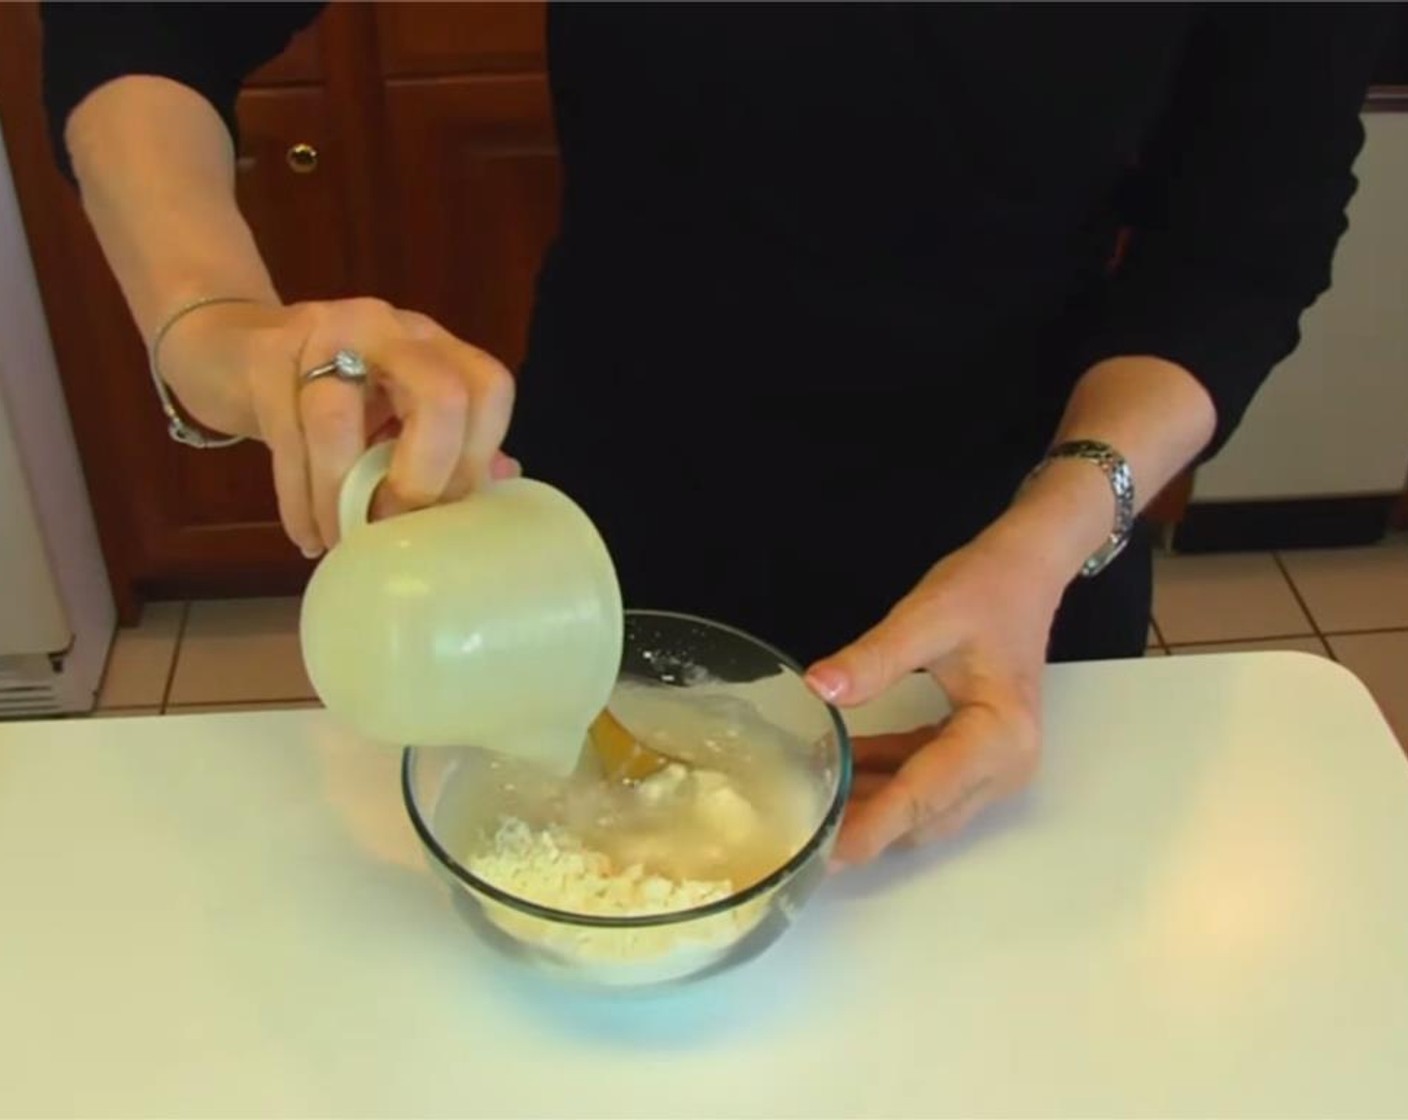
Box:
(40, 1), (327, 182)
(1080, 3), (1389, 459)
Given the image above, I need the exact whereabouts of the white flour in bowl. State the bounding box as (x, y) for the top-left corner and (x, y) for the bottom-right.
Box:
(461, 681), (829, 980)
(464, 762), (797, 978)
(469, 814), (735, 918)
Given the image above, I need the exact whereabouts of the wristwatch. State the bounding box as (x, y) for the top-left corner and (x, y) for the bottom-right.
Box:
(1023, 439), (1136, 578)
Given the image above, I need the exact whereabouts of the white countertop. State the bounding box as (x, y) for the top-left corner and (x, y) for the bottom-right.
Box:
(2, 652), (1407, 1119)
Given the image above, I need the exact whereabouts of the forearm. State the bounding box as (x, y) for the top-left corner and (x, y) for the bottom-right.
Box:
(66, 76), (278, 343)
(990, 356), (1216, 587)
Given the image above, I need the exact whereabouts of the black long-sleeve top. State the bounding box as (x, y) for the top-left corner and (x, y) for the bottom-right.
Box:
(40, 3), (1389, 455)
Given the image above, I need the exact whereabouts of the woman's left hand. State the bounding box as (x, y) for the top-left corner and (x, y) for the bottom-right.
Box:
(805, 520), (1071, 866)
(803, 355), (1221, 864)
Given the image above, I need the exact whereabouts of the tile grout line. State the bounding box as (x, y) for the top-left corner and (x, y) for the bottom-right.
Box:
(1153, 546), (1316, 652)
(1164, 631), (1321, 649)
(158, 601), (192, 716)
(1270, 551), (1337, 661)
(91, 629), (119, 711)
(167, 698), (321, 712)
(167, 705), (319, 709)
(1150, 616), (1168, 653)
(1147, 549), (1167, 650)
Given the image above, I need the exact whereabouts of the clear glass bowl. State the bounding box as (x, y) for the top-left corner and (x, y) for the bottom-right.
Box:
(402, 610), (852, 989)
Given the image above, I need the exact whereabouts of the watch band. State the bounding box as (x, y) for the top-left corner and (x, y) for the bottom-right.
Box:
(1025, 439), (1136, 578)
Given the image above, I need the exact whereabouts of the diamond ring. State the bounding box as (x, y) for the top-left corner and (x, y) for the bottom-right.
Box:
(300, 348), (369, 385)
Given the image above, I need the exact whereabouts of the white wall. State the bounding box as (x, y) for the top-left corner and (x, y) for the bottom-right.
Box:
(1195, 112), (1408, 502)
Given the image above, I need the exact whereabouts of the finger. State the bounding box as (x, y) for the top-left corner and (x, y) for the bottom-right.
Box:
(834, 704), (1000, 865)
(807, 598), (959, 707)
(296, 300), (409, 545)
(908, 775), (999, 846)
(834, 771), (891, 868)
(364, 388), (398, 445)
(373, 336), (473, 513)
(251, 363), (322, 558)
(299, 375), (368, 549)
(397, 312), (515, 496)
(847, 770), (891, 802)
(489, 452), (523, 481)
(852, 725), (945, 773)
(431, 337), (515, 494)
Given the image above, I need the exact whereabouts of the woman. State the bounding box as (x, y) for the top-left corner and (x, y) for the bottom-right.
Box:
(41, 3), (1386, 865)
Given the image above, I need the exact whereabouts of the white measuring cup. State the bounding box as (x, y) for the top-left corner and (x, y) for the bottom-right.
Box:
(300, 441), (623, 770)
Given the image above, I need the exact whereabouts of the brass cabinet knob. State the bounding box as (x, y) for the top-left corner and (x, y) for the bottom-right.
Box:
(286, 143), (319, 174)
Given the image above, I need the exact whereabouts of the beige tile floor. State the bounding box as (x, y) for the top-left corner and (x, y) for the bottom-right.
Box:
(93, 539), (1408, 748)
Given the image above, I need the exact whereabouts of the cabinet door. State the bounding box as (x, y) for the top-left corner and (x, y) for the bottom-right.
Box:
(375, 1), (546, 77)
(383, 74), (560, 372)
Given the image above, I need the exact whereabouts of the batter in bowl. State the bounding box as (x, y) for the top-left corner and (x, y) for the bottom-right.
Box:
(462, 680), (828, 973)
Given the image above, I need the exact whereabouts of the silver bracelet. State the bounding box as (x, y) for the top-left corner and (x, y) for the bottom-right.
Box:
(1023, 439), (1137, 578)
(147, 296), (259, 449)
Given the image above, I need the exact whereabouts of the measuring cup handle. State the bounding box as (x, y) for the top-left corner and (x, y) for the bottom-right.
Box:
(338, 441), (396, 540)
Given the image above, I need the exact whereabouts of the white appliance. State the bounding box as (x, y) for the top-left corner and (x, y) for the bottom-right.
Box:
(0, 122), (114, 717)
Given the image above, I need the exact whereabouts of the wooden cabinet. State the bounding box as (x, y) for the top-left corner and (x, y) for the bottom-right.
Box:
(236, 88), (355, 306)
(383, 76), (559, 371)
(0, 2), (557, 618)
(375, 3), (558, 369)
(375, 1), (546, 76)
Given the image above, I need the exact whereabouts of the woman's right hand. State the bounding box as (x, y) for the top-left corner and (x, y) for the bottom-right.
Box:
(155, 297), (518, 558)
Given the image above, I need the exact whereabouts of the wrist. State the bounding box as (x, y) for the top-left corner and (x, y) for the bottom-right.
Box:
(983, 457), (1119, 592)
(155, 299), (284, 439)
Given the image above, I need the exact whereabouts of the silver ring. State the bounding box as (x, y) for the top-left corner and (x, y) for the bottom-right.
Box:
(301, 348), (369, 385)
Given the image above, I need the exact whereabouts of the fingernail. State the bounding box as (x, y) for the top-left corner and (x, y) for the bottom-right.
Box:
(300, 546), (324, 560)
(805, 667), (847, 703)
(489, 455), (522, 482)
